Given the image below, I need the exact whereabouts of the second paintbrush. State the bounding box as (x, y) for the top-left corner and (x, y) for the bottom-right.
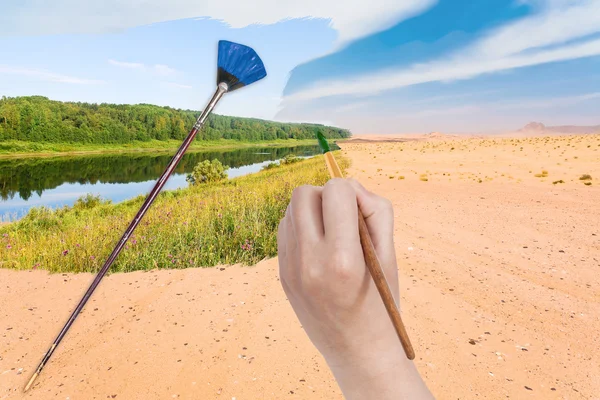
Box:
(316, 131), (415, 360)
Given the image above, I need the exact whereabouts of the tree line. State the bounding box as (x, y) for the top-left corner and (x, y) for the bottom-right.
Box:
(0, 96), (351, 144)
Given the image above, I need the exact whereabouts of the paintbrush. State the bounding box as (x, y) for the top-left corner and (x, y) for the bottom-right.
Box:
(24, 40), (267, 392)
(316, 131), (415, 360)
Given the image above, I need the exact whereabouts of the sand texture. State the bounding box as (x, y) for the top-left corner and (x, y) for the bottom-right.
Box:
(1, 134), (599, 399)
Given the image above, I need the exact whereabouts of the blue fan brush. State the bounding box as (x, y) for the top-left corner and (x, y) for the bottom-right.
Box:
(217, 40), (267, 92)
(24, 41), (266, 392)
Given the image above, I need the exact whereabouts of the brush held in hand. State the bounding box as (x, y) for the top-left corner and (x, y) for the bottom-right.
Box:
(24, 40), (266, 392)
(315, 130), (415, 360)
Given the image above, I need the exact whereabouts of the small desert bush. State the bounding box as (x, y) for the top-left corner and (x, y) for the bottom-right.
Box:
(579, 174), (592, 181)
(534, 170), (549, 178)
(552, 180), (565, 185)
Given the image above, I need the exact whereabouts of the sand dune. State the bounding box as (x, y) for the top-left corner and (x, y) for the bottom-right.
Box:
(1, 134), (599, 399)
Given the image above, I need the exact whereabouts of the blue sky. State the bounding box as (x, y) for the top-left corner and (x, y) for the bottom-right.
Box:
(1, 0), (599, 134)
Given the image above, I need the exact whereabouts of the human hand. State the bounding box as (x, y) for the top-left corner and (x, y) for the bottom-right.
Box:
(277, 178), (433, 399)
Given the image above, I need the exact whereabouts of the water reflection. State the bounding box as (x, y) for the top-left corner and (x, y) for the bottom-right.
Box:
(0, 144), (333, 220)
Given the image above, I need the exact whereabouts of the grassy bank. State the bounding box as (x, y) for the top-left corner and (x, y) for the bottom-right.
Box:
(0, 152), (349, 273)
(0, 138), (324, 158)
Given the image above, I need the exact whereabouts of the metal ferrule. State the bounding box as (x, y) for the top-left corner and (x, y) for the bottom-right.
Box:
(194, 82), (228, 129)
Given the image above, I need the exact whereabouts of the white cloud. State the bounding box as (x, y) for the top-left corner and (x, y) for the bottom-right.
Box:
(0, 65), (104, 85)
(334, 101), (373, 113)
(108, 59), (144, 70)
(154, 64), (177, 76)
(495, 91), (600, 109)
(283, 0), (600, 101)
(0, 0), (434, 45)
(471, 0), (600, 58)
(108, 60), (178, 76)
(391, 92), (600, 121)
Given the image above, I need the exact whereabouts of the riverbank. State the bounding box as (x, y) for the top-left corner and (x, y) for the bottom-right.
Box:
(0, 153), (349, 272)
(0, 138), (327, 159)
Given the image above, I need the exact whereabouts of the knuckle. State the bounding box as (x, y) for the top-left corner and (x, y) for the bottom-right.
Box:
(329, 251), (356, 282)
(291, 185), (315, 202)
(300, 263), (324, 292)
(324, 178), (354, 197)
(325, 177), (348, 189)
(378, 197), (394, 214)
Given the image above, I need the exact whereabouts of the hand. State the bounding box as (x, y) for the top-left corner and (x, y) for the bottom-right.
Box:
(277, 178), (433, 399)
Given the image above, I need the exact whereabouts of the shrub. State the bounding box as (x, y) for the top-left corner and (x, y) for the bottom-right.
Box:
(186, 159), (229, 185)
(552, 180), (565, 185)
(280, 154), (302, 165)
(579, 174), (592, 181)
(73, 194), (110, 210)
(261, 162), (279, 171)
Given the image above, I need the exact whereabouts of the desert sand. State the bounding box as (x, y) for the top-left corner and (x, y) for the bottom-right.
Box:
(2, 134), (599, 399)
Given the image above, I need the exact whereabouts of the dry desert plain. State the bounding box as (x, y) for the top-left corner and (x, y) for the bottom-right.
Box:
(1, 133), (599, 399)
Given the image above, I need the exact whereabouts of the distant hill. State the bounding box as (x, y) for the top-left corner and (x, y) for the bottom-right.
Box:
(520, 122), (600, 134)
(0, 96), (351, 145)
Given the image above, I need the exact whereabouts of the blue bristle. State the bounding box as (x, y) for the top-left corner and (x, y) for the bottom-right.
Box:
(217, 40), (267, 91)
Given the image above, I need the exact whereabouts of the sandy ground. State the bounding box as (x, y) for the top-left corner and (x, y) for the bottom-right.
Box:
(2, 134), (600, 399)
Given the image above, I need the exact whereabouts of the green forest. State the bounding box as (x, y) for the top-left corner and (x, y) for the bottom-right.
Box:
(0, 96), (350, 144)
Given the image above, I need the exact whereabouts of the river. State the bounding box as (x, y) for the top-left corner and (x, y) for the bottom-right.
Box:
(0, 144), (332, 220)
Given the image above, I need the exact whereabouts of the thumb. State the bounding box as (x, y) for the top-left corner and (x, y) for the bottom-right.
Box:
(346, 178), (396, 268)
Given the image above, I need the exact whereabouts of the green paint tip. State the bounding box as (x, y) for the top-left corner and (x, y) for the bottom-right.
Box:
(316, 131), (331, 153)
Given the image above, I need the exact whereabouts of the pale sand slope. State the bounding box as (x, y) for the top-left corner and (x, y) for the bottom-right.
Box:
(1, 134), (599, 399)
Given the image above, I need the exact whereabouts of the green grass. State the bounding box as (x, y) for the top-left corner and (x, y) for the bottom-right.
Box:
(0, 152), (349, 273)
(0, 138), (320, 158)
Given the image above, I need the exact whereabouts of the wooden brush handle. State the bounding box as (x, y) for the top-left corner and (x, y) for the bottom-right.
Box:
(324, 152), (415, 360)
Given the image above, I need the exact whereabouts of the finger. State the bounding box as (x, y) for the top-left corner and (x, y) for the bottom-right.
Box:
(289, 185), (324, 248)
(284, 211), (301, 285)
(347, 178), (397, 270)
(277, 215), (291, 284)
(277, 216), (287, 263)
(321, 178), (359, 245)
